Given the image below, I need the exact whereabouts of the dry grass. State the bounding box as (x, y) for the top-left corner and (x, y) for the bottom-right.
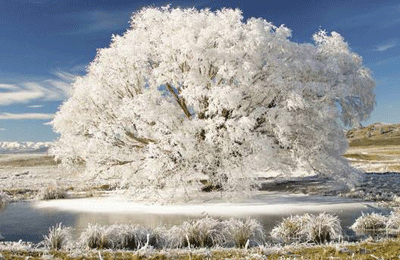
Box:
(271, 213), (342, 244)
(174, 216), (226, 248)
(79, 223), (165, 250)
(303, 213), (342, 244)
(43, 223), (72, 250)
(351, 212), (388, 236)
(223, 218), (265, 248)
(79, 224), (124, 249)
(349, 137), (400, 147)
(37, 186), (68, 200)
(3, 239), (400, 259)
(267, 238), (400, 260)
(73, 217), (267, 251)
(270, 215), (308, 243)
(343, 153), (387, 161)
(0, 155), (59, 167)
(0, 192), (9, 208)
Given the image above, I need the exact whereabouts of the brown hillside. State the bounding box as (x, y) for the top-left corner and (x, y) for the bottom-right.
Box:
(347, 123), (400, 147)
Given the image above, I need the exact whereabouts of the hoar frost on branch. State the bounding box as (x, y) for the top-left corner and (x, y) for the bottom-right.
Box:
(51, 6), (375, 200)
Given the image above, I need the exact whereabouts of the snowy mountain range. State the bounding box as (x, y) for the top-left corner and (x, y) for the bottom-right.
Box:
(0, 141), (52, 154)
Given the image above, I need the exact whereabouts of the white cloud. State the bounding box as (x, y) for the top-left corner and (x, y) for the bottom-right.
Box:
(0, 70), (76, 106)
(0, 128), (5, 131)
(376, 40), (398, 52)
(367, 54), (400, 67)
(335, 4), (400, 30)
(0, 86), (43, 106)
(0, 113), (54, 120)
(0, 84), (19, 90)
(71, 64), (87, 74)
(63, 9), (132, 34)
(28, 105), (45, 108)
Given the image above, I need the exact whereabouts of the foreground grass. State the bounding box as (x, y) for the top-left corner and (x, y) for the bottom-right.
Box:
(268, 239), (400, 260)
(2, 239), (400, 259)
(0, 155), (59, 167)
(0, 248), (263, 260)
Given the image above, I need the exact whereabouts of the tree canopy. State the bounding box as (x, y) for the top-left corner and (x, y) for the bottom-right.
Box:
(52, 6), (375, 200)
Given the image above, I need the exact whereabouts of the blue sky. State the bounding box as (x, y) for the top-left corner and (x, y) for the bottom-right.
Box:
(0, 0), (399, 141)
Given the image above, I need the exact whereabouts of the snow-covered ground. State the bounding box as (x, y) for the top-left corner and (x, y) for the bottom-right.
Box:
(1, 150), (400, 202)
(0, 153), (109, 201)
(345, 145), (400, 172)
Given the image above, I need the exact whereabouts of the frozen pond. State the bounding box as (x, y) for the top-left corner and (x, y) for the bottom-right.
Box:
(0, 192), (389, 243)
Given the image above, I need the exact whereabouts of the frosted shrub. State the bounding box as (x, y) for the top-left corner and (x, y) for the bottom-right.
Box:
(386, 211), (400, 236)
(146, 226), (168, 249)
(122, 224), (161, 250)
(52, 6), (375, 201)
(270, 215), (308, 243)
(79, 224), (131, 249)
(43, 223), (72, 250)
(38, 186), (68, 200)
(351, 212), (387, 236)
(80, 224), (133, 249)
(223, 218), (265, 248)
(80, 224), (108, 249)
(271, 213), (342, 244)
(176, 216), (226, 248)
(0, 192), (9, 208)
(303, 213), (342, 244)
(80, 223), (165, 250)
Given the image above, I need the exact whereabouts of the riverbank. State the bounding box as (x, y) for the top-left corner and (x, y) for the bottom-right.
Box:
(1, 238), (400, 259)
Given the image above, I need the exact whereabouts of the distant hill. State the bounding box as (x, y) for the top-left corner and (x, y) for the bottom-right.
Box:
(347, 123), (400, 147)
(0, 124), (398, 154)
(0, 142), (52, 154)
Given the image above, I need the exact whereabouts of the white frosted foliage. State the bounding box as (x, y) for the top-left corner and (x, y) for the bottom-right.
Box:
(51, 6), (375, 199)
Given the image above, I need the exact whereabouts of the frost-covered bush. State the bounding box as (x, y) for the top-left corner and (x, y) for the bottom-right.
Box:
(303, 213), (342, 244)
(123, 224), (165, 250)
(80, 224), (119, 249)
(79, 223), (165, 250)
(271, 213), (342, 244)
(171, 216), (226, 248)
(270, 215), (308, 243)
(38, 186), (68, 200)
(223, 218), (265, 248)
(0, 192), (9, 207)
(387, 211), (400, 236)
(51, 6), (375, 200)
(167, 216), (264, 248)
(351, 212), (388, 236)
(43, 223), (72, 250)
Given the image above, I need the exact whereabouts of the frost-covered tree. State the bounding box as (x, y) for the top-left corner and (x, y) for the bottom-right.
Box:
(52, 6), (375, 199)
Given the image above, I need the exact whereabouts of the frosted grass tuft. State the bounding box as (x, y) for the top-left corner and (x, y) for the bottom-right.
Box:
(303, 212), (342, 244)
(223, 217), (265, 248)
(0, 192), (9, 207)
(37, 186), (68, 200)
(351, 212), (388, 236)
(43, 223), (72, 250)
(271, 213), (342, 244)
(270, 215), (308, 243)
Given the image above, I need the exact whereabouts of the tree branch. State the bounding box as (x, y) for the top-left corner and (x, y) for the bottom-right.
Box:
(125, 131), (157, 145)
(166, 83), (191, 119)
